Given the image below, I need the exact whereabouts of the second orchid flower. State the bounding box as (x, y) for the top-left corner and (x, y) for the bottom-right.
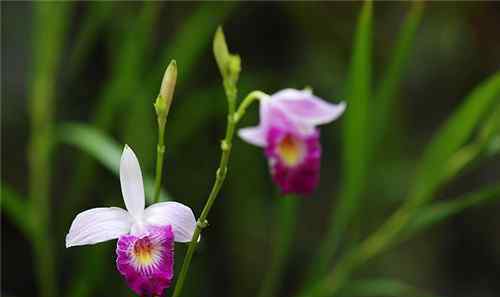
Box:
(238, 89), (345, 195)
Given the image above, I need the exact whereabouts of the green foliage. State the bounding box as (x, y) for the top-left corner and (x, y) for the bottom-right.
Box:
(312, 0), (373, 281)
(4, 2), (500, 297)
(409, 72), (500, 205)
(29, 3), (72, 297)
(58, 123), (171, 203)
(405, 184), (500, 238)
(0, 183), (34, 239)
(340, 278), (442, 297)
(258, 196), (299, 297)
(374, 2), (424, 146)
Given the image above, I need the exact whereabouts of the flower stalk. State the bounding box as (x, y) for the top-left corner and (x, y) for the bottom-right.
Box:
(153, 60), (177, 203)
(172, 27), (266, 297)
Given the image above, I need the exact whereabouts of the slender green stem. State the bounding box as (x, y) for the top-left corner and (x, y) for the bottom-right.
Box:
(234, 90), (268, 122)
(258, 195), (299, 297)
(172, 89), (262, 297)
(153, 121), (166, 203)
(29, 3), (70, 297)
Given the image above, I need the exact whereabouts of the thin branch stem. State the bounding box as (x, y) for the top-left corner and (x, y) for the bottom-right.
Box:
(153, 120), (166, 203)
(171, 89), (263, 297)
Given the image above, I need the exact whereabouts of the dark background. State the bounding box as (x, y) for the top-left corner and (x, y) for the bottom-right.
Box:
(2, 2), (500, 297)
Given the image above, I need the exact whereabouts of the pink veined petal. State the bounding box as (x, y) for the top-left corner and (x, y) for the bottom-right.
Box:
(272, 89), (346, 127)
(120, 145), (145, 218)
(66, 207), (132, 247)
(238, 126), (267, 147)
(116, 225), (174, 296)
(143, 202), (197, 243)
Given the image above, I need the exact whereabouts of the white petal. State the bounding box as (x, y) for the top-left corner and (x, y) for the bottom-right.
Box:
(120, 145), (145, 218)
(272, 89), (346, 126)
(65, 207), (132, 247)
(238, 126), (266, 147)
(143, 202), (197, 243)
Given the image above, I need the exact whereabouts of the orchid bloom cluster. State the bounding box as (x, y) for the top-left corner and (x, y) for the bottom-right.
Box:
(66, 29), (345, 297)
(66, 145), (196, 296)
(239, 89), (345, 195)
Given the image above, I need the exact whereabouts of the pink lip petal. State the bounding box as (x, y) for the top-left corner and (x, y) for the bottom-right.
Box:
(265, 126), (321, 195)
(116, 225), (174, 296)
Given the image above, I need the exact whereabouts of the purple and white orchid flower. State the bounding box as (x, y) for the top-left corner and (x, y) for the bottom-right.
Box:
(238, 89), (346, 195)
(66, 145), (196, 296)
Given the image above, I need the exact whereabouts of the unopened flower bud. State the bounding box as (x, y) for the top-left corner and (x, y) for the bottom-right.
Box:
(154, 60), (177, 124)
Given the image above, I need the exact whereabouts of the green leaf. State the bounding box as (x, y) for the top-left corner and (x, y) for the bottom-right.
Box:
(69, 2), (236, 213)
(57, 123), (171, 203)
(374, 2), (424, 147)
(478, 102), (500, 157)
(409, 72), (500, 205)
(313, 0), (373, 280)
(68, 2), (115, 79)
(257, 196), (299, 297)
(155, 2), (237, 82)
(67, 2), (162, 223)
(340, 278), (443, 297)
(0, 183), (34, 239)
(404, 184), (500, 238)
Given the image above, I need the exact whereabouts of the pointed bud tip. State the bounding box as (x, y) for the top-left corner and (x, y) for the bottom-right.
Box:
(213, 26), (240, 84)
(155, 60), (178, 121)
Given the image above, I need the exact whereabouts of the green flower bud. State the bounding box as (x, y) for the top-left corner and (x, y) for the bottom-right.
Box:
(154, 60), (177, 125)
(213, 27), (240, 85)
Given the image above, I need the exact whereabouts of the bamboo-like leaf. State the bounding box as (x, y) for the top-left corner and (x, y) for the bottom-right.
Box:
(373, 2), (424, 147)
(257, 196), (299, 297)
(409, 72), (500, 205)
(405, 184), (500, 237)
(0, 183), (34, 239)
(29, 3), (71, 297)
(67, 2), (162, 223)
(340, 278), (443, 297)
(69, 2), (236, 215)
(57, 123), (171, 202)
(68, 2), (115, 78)
(312, 0), (373, 280)
(154, 2), (237, 81)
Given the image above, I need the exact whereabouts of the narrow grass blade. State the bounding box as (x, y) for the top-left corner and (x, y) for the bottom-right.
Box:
(340, 278), (443, 297)
(258, 196), (299, 297)
(58, 123), (171, 202)
(68, 2), (236, 219)
(0, 183), (34, 239)
(311, 0), (373, 281)
(66, 2), (162, 217)
(153, 2), (237, 82)
(68, 2), (115, 79)
(29, 3), (71, 297)
(404, 184), (500, 238)
(303, 74), (500, 297)
(373, 2), (424, 148)
(409, 72), (500, 205)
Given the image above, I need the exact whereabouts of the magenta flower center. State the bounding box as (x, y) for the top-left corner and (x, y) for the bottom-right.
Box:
(277, 134), (305, 167)
(133, 237), (155, 265)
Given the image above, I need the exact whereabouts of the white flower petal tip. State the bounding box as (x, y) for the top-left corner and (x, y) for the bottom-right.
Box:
(238, 126), (266, 147)
(65, 207), (132, 248)
(120, 145), (145, 218)
(144, 201), (197, 243)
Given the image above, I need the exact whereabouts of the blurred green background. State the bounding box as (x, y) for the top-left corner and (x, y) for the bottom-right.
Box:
(2, 1), (500, 297)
